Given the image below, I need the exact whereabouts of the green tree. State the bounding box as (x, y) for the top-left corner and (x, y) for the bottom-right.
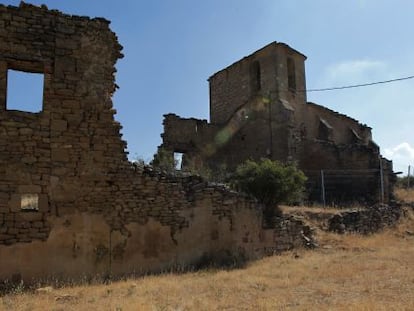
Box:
(230, 158), (307, 210)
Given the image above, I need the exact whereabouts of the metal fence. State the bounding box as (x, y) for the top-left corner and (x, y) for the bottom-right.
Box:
(303, 168), (383, 206)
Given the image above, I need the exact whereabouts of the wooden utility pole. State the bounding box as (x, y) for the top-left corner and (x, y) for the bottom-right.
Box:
(321, 170), (326, 208)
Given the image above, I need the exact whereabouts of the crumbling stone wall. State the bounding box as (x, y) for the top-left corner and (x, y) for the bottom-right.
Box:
(328, 204), (403, 234)
(0, 2), (125, 247)
(0, 3), (311, 282)
(303, 103), (372, 145)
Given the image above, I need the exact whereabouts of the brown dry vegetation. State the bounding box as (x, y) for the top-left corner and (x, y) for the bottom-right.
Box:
(1, 192), (414, 311)
(395, 187), (414, 203)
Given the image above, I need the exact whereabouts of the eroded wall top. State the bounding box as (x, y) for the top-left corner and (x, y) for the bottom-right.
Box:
(0, 2), (123, 105)
(0, 2), (128, 234)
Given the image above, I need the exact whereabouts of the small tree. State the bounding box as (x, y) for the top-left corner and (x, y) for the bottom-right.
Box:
(230, 159), (307, 221)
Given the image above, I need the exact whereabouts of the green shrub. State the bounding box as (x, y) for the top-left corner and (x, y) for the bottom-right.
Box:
(230, 158), (307, 207)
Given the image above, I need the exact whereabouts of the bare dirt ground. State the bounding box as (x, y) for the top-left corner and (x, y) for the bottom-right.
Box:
(1, 191), (413, 311)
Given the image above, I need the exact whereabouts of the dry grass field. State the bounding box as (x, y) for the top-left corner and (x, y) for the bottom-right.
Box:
(1, 191), (414, 311)
(395, 187), (414, 203)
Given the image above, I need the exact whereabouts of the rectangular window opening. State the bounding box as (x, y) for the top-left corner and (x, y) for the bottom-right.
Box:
(21, 193), (39, 212)
(287, 57), (296, 92)
(7, 69), (44, 113)
(250, 61), (261, 94)
(174, 152), (184, 170)
(318, 118), (333, 141)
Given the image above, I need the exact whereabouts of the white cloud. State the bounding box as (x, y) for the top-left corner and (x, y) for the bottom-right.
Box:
(324, 59), (386, 84)
(383, 142), (414, 175)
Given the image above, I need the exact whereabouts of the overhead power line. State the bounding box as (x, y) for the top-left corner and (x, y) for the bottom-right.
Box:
(303, 75), (414, 93)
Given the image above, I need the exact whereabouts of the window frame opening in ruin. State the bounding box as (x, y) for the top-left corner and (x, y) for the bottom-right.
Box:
(6, 68), (44, 113)
(318, 118), (333, 141)
(287, 57), (296, 92)
(350, 128), (363, 144)
(174, 152), (184, 170)
(250, 61), (261, 94)
(20, 193), (39, 212)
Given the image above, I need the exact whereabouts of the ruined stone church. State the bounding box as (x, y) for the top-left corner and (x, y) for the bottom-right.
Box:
(160, 42), (395, 204)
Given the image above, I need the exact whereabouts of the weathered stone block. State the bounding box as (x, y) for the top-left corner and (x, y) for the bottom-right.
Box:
(29, 232), (48, 239)
(19, 128), (33, 135)
(50, 119), (67, 132)
(18, 185), (41, 193)
(17, 211), (42, 222)
(0, 234), (13, 240)
(21, 156), (37, 164)
(38, 194), (48, 212)
(9, 194), (21, 212)
(7, 227), (18, 235)
(54, 56), (76, 78)
(51, 149), (69, 162)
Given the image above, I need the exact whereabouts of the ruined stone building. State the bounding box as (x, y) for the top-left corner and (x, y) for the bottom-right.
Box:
(0, 3), (313, 282)
(160, 42), (395, 204)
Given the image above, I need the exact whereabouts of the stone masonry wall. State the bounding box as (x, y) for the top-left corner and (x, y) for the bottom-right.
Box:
(0, 2), (126, 247)
(0, 3), (311, 282)
(208, 42), (307, 125)
(0, 160), (312, 281)
(300, 102), (372, 145)
(328, 204), (403, 234)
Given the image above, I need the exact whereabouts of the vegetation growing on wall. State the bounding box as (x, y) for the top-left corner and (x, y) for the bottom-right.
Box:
(150, 148), (177, 172)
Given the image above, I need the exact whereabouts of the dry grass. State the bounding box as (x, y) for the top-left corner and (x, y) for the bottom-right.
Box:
(2, 209), (414, 310)
(395, 188), (414, 203)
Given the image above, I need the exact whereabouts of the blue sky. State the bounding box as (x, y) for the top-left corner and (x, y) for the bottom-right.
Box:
(4, 0), (414, 175)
